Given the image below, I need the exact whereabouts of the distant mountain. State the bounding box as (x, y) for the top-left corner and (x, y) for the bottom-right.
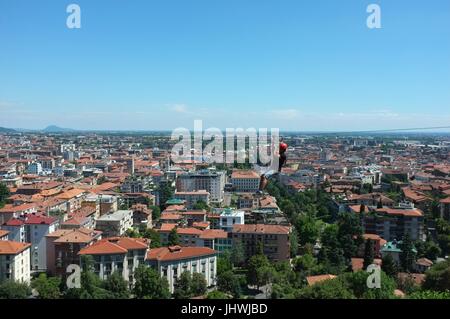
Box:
(42, 125), (77, 133)
(0, 127), (16, 133)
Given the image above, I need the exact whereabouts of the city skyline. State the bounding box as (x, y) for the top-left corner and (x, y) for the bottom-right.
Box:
(1, 0), (449, 131)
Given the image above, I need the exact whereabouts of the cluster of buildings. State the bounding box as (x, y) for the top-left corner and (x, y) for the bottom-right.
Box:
(0, 133), (293, 293)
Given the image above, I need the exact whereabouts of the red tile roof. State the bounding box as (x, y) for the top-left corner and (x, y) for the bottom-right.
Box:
(78, 240), (128, 255)
(78, 237), (148, 255)
(146, 246), (216, 262)
(0, 229), (9, 237)
(306, 274), (337, 286)
(232, 224), (291, 235)
(24, 214), (58, 225)
(0, 241), (31, 255)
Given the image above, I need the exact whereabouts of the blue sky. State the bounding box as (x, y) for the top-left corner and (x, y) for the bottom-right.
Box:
(0, 0), (449, 131)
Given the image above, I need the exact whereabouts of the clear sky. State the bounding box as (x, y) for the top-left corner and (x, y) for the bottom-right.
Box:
(0, 0), (449, 131)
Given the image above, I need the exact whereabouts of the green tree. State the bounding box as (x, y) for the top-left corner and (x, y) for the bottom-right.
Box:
(343, 271), (396, 299)
(206, 290), (231, 299)
(191, 273), (207, 297)
(408, 290), (450, 299)
(173, 271), (192, 299)
(142, 228), (161, 248)
(231, 241), (246, 266)
(103, 271), (130, 299)
(295, 215), (320, 246)
(381, 254), (398, 278)
(125, 228), (141, 238)
(0, 280), (32, 299)
(133, 265), (171, 299)
(423, 260), (450, 292)
(193, 200), (210, 211)
(399, 234), (416, 272)
(293, 253), (319, 276)
(64, 255), (112, 299)
(168, 228), (180, 246)
(149, 205), (161, 221)
(295, 278), (354, 299)
(158, 183), (174, 209)
(290, 227), (299, 257)
(363, 240), (375, 270)
(246, 254), (271, 289)
(0, 182), (10, 208)
(217, 250), (233, 275)
(217, 270), (241, 298)
(32, 273), (61, 299)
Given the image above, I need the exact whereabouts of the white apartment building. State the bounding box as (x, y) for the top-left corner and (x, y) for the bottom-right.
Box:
(219, 208), (245, 232)
(26, 162), (43, 175)
(79, 237), (149, 283)
(0, 241), (31, 283)
(176, 169), (225, 203)
(95, 210), (133, 237)
(146, 246), (217, 293)
(25, 215), (59, 272)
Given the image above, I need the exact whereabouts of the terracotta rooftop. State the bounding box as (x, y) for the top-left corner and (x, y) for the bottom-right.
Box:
(306, 274), (337, 286)
(0, 229), (9, 237)
(24, 214), (58, 225)
(78, 237), (148, 255)
(231, 170), (260, 179)
(232, 224), (291, 235)
(0, 241), (31, 255)
(146, 246), (216, 262)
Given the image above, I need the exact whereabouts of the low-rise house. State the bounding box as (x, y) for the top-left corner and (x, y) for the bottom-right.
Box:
(415, 258), (433, 273)
(146, 245), (217, 293)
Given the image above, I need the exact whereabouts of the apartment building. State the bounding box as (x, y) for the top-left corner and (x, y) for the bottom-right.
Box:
(353, 204), (425, 242)
(46, 228), (102, 276)
(146, 246), (217, 293)
(219, 208), (245, 232)
(173, 190), (210, 209)
(79, 237), (149, 283)
(0, 241), (31, 283)
(25, 215), (59, 271)
(176, 169), (225, 203)
(2, 218), (26, 242)
(95, 210), (133, 237)
(230, 170), (260, 193)
(440, 197), (450, 221)
(231, 224), (291, 261)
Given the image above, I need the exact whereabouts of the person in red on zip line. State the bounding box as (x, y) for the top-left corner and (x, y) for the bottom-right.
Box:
(258, 140), (288, 191)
